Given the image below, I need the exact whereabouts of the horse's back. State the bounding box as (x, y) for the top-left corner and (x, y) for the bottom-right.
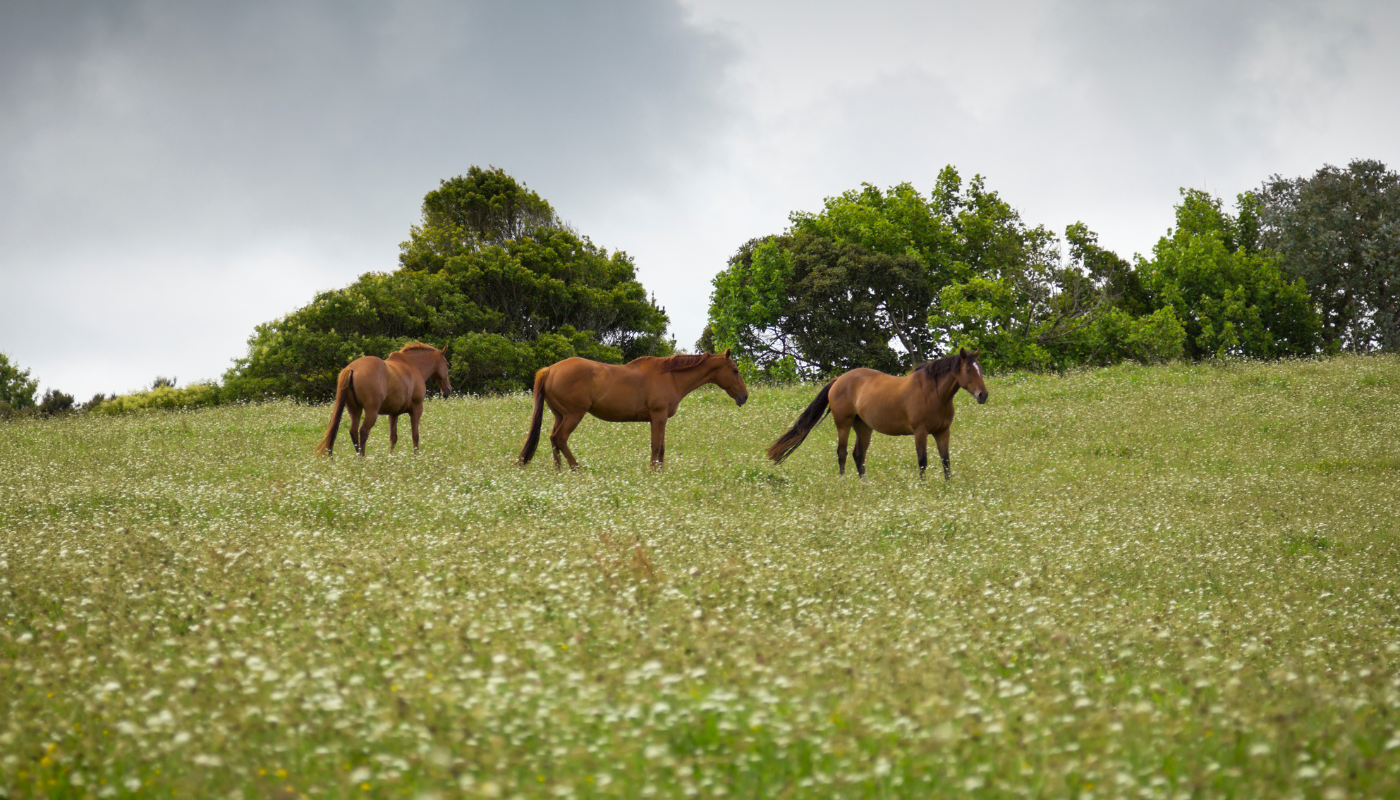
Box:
(831, 367), (924, 435)
(544, 357), (654, 420)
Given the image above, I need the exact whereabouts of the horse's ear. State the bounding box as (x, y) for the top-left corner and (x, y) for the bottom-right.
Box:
(959, 347), (968, 359)
(441, 342), (452, 359)
(972, 348), (981, 359)
(723, 348), (732, 359)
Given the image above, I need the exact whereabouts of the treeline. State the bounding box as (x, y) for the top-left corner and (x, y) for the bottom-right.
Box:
(701, 159), (1400, 378)
(5, 160), (1397, 419)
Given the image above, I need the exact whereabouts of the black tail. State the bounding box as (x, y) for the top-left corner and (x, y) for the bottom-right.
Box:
(518, 367), (549, 465)
(767, 381), (833, 464)
(315, 370), (353, 456)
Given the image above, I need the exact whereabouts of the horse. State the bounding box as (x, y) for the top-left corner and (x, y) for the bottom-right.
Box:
(519, 350), (749, 470)
(767, 348), (988, 479)
(314, 342), (452, 457)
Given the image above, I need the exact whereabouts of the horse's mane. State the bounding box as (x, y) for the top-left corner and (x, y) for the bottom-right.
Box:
(398, 342), (439, 353)
(916, 352), (963, 379)
(627, 353), (714, 373)
(660, 353), (715, 373)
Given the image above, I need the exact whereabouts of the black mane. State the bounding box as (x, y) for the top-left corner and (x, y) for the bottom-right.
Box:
(916, 352), (964, 379)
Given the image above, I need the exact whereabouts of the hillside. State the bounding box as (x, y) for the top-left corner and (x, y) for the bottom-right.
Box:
(2, 356), (1398, 798)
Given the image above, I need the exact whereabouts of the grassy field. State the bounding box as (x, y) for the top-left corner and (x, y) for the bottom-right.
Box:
(2, 356), (1399, 799)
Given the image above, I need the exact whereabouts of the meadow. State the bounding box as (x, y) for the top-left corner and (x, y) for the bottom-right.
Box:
(1, 356), (1398, 799)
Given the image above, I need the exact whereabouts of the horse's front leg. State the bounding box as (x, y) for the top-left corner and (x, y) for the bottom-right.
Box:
(649, 412), (668, 469)
(409, 404), (422, 451)
(914, 430), (928, 478)
(935, 428), (951, 480)
(389, 414), (399, 452)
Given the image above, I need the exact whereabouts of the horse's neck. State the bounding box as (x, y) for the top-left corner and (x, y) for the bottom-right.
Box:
(928, 370), (960, 404)
(389, 352), (433, 379)
(670, 361), (719, 396)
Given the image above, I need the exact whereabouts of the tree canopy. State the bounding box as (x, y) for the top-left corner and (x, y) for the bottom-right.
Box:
(1137, 190), (1319, 360)
(0, 352), (39, 410)
(1259, 159), (1400, 353)
(703, 167), (1179, 376)
(224, 169), (671, 401)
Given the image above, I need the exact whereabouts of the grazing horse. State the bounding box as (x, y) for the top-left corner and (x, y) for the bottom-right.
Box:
(315, 342), (452, 457)
(519, 350), (749, 469)
(768, 349), (988, 479)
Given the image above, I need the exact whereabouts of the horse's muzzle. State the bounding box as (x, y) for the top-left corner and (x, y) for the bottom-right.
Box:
(977, 391), (988, 404)
(736, 394), (749, 407)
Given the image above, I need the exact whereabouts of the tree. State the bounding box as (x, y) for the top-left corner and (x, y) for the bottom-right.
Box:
(224, 170), (671, 400)
(1138, 189), (1320, 359)
(0, 352), (39, 410)
(398, 166), (561, 272)
(706, 167), (1140, 375)
(37, 388), (75, 415)
(1258, 159), (1400, 352)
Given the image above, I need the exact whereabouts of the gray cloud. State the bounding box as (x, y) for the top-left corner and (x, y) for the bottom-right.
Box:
(1, 0), (734, 396)
(3, 0), (1397, 398)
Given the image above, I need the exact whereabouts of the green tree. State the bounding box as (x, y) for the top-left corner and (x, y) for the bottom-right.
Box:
(1258, 159), (1400, 352)
(225, 170), (671, 400)
(399, 166), (560, 271)
(1138, 189), (1320, 359)
(0, 352), (39, 410)
(707, 167), (1136, 375)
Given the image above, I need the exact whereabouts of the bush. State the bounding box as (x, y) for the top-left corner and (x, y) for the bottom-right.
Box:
(37, 388), (75, 415)
(92, 383), (222, 415)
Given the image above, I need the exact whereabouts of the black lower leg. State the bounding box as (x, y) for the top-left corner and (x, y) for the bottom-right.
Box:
(942, 457), (951, 480)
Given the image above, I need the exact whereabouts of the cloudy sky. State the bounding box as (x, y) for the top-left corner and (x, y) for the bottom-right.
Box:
(3, 0), (1397, 399)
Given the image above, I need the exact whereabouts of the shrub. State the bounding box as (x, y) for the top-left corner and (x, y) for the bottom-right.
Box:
(92, 382), (222, 415)
(37, 388), (75, 415)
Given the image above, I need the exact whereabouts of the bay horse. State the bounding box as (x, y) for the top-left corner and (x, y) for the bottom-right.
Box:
(768, 348), (988, 479)
(519, 350), (749, 469)
(314, 342), (452, 457)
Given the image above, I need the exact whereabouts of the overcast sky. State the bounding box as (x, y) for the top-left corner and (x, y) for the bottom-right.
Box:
(3, 0), (1397, 399)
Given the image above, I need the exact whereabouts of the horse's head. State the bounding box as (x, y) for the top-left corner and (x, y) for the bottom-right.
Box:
(433, 343), (453, 398)
(714, 349), (749, 406)
(956, 348), (988, 404)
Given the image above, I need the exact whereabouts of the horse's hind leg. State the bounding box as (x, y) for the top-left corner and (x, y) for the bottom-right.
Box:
(348, 407), (363, 454)
(835, 417), (852, 476)
(389, 414), (399, 453)
(357, 410), (379, 457)
(550, 412), (584, 471)
(549, 411), (566, 470)
(852, 419), (873, 478)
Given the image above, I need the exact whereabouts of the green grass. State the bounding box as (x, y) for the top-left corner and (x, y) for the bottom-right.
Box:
(2, 356), (1399, 799)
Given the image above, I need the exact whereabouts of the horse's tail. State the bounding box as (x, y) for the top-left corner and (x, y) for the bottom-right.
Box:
(315, 370), (353, 456)
(768, 381), (834, 464)
(518, 367), (550, 465)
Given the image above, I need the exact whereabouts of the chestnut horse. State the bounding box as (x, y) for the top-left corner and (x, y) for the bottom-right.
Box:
(519, 350), (749, 469)
(315, 342), (452, 457)
(768, 349), (988, 479)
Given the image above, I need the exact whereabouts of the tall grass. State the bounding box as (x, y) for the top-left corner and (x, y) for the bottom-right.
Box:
(1, 356), (1398, 798)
